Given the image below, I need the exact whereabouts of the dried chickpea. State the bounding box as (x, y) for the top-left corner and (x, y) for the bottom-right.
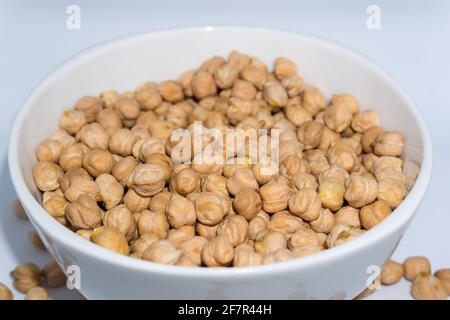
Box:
(327, 141), (359, 173)
(42, 260), (66, 287)
(96, 108), (123, 135)
(109, 128), (136, 156)
(240, 64), (267, 90)
(66, 194), (103, 230)
(74, 96), (104, 123)
(217, 215), (249, 247)
(82, 149), (114, 177)
(280, 155), (309, 180)
(231, 79), (257, 100)
(373, 131), (404, 157)
(100, 90), (119, 108)
(142, 240), (181, 265)
(403, 256), (431, 281)
(310, 208), (336, 234)
(377, 178), (407, 208)
(359, 200), (391, 230)
(268, 211), (303, 235)
(149, 191), (171, 214)
(171, 168), (200, 196)
(123, 189), (150, 213)
(252, 160), (278, 185)
(226, 168), (258, 196)
(319, 178), (345, 212)
(60, 109), (87, 135)
(11, 263), (41, 293)
(159, 80), (184, 103)
(95, 174), (124, 209)
(259, 178), (290, 213)
(195, 222), (218, 240)
(351, 110), (380, 133)
(335, 206), (361, 228)
(103, 205), (136, 241)
(138, 210), (169, 239)
(29, 231), (46, 250)
(59, 143), (90, 171)
(25, 287), (49, 300)
(0, 283), (13, 300)
(201, 173), (228, 197)
(288, 227), (320, 249)
(411, 274), (447, 300)
(282, 75), (305, 97)
(78, 123), (110, 150)
(194, 192), (225, 226)
(264, 82), (288, 107)
(380, 260), (404, 285)
(291, 244), (322, 258)
(91, 226), (129, 255)
(201, 235), (234, 267)
(36, 139), (64, 163)
(274, 57), (297, 79)
(324, 102), (353, 133)
(434, 269), (450, 295)
(304, 149), (329, 177)
(114, 96), (140, 126)
(110, 156), (138, 186)
(254, 229), (287, 255)
(302, 87), (327, 116)
(191, 70), (217, 99)
(288, 189), (321, 221)
(167, 226), (195, 246)
(135, 82), (162, 110)
(127, 164), (166, 197)
(232, 189), (262, 221)
(226, 97), (253, 125)
(292, 172), (318, 191)
(344, 172), (378, 208)
(33, 161), (64, 192)
(131, 232), (159, 254)
(76, 229), (92, 240)
(228, 51), (251, 71)
(177, 236), (208, 266)
(214, 63), (239, 89)
(43, 194), (68, 224)
(166, 194), (196, 229)
(297, 121), (324, 149)
(248, 211), (270, 240)
(331, 94), (359, 114)
(326, 223), (365, 248)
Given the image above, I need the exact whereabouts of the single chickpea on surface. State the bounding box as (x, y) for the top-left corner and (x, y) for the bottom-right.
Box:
(42, 260), (67, 288)
(403, 256), (431, 281)
(380, 260), (404, 285)
(411, 274), (448, 300)
(10, 263), (41, 293)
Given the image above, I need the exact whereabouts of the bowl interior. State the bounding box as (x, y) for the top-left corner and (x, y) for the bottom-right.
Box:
(12, 27), (429, 272)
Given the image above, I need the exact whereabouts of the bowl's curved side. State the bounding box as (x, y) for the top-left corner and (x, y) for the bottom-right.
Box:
(8, 26), (432, 299)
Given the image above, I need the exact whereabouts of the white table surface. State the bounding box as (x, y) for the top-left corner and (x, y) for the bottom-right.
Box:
(0, 0), (449, 300)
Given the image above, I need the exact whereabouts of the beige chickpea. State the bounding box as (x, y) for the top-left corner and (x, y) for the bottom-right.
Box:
(232, 189), (262, 221)
(318, 164), (349, 184)
(434, 269), (450, 295)
(331, 94), (359, 114)
(292, 172), (318, 191)
(194, 192), (225, 226)
(60, 109), (87, 135)
(310, 208), (336, 234)
(138, 210), (169, 239)
(254, 229), (287, 255)
(403, 256), (431, 281)
(319, 178), (345, 212)
(142, 240), (181, 265)
(200, 56), (226, 74)
(95, 174), (124, 209)
(274, 57), (297, 79)
(111, 156), (139, 186)
(327, 141), (359, 173)
(137, 138), (165, 163)
(291, 244), (322, 258)
(228, 51), (251, 71)
(66, 194), (102, 230)
(201, 173), (228, 197)
(82, 149), (114, 177)
(380, 260), (404, 285)
(255, 108), (274, 129)
(359, 200), (392, 230)
(114, 97), (140, 126)
(109, 128), (136, 156)
(127, 164), (166, 197)
(282, 75), (305, 98)
(248, 211), (270, 240)
(226, 97), (253, 125)
(201, 235), (234, 267)
(233, 250), (263, 267)
(231, 79), (257, 100)
(36, 139), (64, 163)
(25, 287), (49, 300)
(262, 248), (294, 264)
(0, 283), (12, 300)
(96, 108), (123, 135)
(377, 178), (407, 208)
(288, 189), (321, 221)
(318, 127), (340, 152)
(335, 206), (361, 228)
(280, 155), (309, 181)
(59, 143), (90, 171)
(76, 229), (92, 240)
(149, 191), (171, 214)
(50, 128), (76, 147)
(326, 222), (365, 248)
(411, 274), (448, 300)
(196, 222), (218, 240)
(74, 96), (104, 123)
(268, 211), (303, 235)
(136, 111), (157, 129)
(304, 149), (330, 178)
(360, 126), (383, 154)
(372, 155), (403, 175)
(344, 173), (378, 208)
(217, 215), (249, 247)
(240, 64), (267, 90)
(191, 70), (217, 100)
(252, 160), (278, 185)
(177, 236), (208, 266)
(171, 168), (200, 196)
(43, 194), (68, 224)
(351, 110), (380, 133)
(33, 161), (64, 191)
(288, 227), (320, 249)
(264, 82), (288, 107)
(148, 120), (176, 141)
(103, 205), (136, 241)
(324, 102), (353, 133)
(167, 226), (195, 247)
(226, 168), (258, 196)
(259, 179), (290, 213)
(11, 263), (41, 293)
(123, 189), (150, 213)
(130, 232), (159, 254)
(302, 87), (327, 116)
(42, 260), (66, 288)
(373, 131), (404, 157)
(166, 194), (196, 229)
(159, 80), (184, 103)
(361, 153), (378, 173)
(78, 123), (110, 150)
(297, 121), (324, 149)
(214, 63), (239, 89)
(135, 82), (162, 110)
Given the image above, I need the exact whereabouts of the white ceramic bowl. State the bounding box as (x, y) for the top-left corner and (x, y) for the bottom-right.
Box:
(9, 27), (432, 300)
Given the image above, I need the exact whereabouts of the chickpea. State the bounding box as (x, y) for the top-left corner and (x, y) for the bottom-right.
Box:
(254, 229), (287, 255)
(248, 211), (270, 240)
(361, 153), (378, 173)
(327, 141), (359, 173)
(74, 96), (104, 123)
(177, 236), (208, 266)
(360, 126), (383, 154)
(149, 191), (171, 214)
(167, 226), (195, 246)
(217, 215), (249, 247)
(213, 63), (239, 89)
(66, 194), (102, 230)
(301, 87), (326, 116)
(90, 226), (129, 254)
(141, 240), (181, 265)
(280, 155), (309, 181)
(319, 178), (345, 212)
(0, 283), (13, 300)
(226, 97), (253, 125)
(108, 128), (136, 156)
(326, 222), (365, 248)
(359, 200), (392, 229)
(194, 192), (225, 226)
(228, 51), (251, 71)
(297, 121), (324, 150)
(226, 168), (258, 196)
(122, 189), (150, 213)
(59, 143), (89, 171)
(373, 131), (404, 157)
(196, 222), (218, 240)
(135, 82), (162, 110)
(25, 287), (49, 300)
(434, 269), (450, 295)
(61, 168), (98, 202)
(76, 229), (92, 240)
(380, 260), (404, 285)
(191, 70), (217, 100)
(36, 139), (64, 163)
(138, 210), (169, 239)
(50, 128), (76, 147)
(33, 161), (64, 191)
(114, 97), (140, 126)
(28, 230), (45, 250)
(111, 156), (139, 186)
(171, 168), (200, 196)
(127, 164), (166, 197)
(324, 102), (353, 133)
(42, 260), (67, 287)
(166, 194), (196, 229)
(288, 189), (321, 221)
(411, 274), (448, 300)
(234, 250), (263, 267)
(10, 263), (41, 293)
(318, 164), (348, 184)
(232, 189), (262, 221)
(264, 82), (288, 107)
(310, 208), (336, 234)
(240, 64), (267, 90)
(377, 178), (407, 208)
(231, 79), (257, 100)
(273, 57), (297, 79)
(131, 232), (159, 254)
(159, 80), (184, 103)
(331, 94), (359, 114)
(252, 160), (278, 185)
(95, 174), (124, 209)
(292, 172), (318, 191)
(259, 178), (290, 213)
(96, 108), (123, 135)
(103, 205), (136, 241)
(59, 110), (86, 135)
(335, 206), (361, 228)
(344, 173), (378, 208)
(147, 120), (175, 141)
(351, 110), (380, 133)
(201, 173), (228, 197)
(267, 211), (301, 235)
(43, 194), (68, 224)
(201, 235), (234, 267)
(82, 149), (114, 177)
(304, 149), (330, 178)
(403, 256), (431, 281)
(288, 227), (320, 249)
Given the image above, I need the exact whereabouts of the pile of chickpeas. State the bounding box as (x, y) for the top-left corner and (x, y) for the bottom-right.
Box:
(30, 51), (419, 268)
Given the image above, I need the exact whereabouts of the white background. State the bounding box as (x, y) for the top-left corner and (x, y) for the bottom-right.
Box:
(0, 0), (449, 300)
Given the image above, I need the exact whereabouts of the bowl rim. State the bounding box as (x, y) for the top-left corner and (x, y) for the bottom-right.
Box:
(8, 26), (432, 279)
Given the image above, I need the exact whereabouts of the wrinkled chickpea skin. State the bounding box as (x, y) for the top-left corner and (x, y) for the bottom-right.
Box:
(31, 52), (418, 268)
